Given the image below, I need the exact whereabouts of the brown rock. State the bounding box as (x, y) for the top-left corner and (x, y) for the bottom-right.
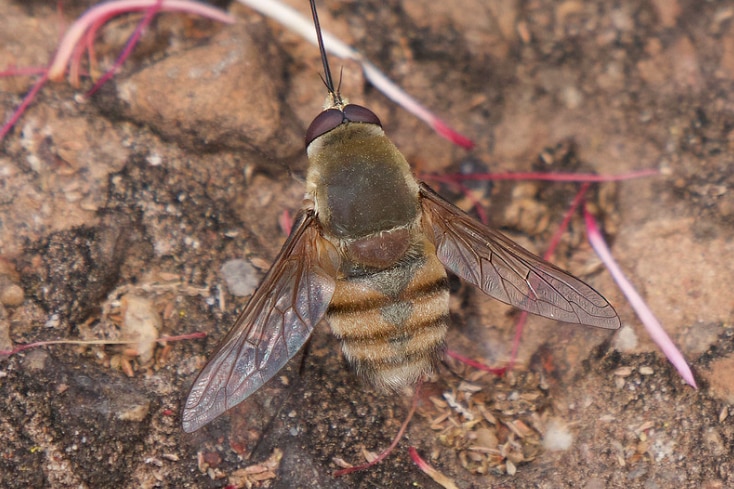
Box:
(701, 354), (734, 404)
(650, 0), (681, 28)
(113, 21), (302, 164)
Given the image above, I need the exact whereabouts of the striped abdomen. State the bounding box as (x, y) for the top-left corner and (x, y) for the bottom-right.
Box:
(326, 234), (450, 390)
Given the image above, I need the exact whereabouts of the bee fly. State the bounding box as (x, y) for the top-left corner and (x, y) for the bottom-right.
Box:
(182, 0), (620, 433)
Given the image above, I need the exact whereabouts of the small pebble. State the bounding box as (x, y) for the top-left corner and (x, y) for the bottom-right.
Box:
(614, 366), (634, 377)
(221, 259), (260, 297)
(117, 401), (151, 422)
(0, 283), (24, 307)
(544, 419), (574, 451)
(639, 366), (654, 376)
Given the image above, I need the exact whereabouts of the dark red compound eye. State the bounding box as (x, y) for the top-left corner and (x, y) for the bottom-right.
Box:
(305, 104), (382, 147)
(342, 104), (381, 126)
(305, 109), (343, 147)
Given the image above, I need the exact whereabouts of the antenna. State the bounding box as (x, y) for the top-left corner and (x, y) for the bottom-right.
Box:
(309, 0), (338, 98)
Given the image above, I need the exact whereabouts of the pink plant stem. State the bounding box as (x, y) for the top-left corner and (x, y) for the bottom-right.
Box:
(0, 67), (47, 77)
(444, 181), (595, 373)
(544, 182), (591, 255)
(424, 168), (659, 184)
(0, 331), (206, 357)
(85, 20), (101, 73)
(434, 180), (489, 225)
(73, 17), (109, 85)
(236, 0), (474, 149)
(334, 383), (421, 476)
(87, 0), (164, 96)
(583, 204), (697, 388)
(157, 332), (207, 342)
(445, 349), (506, 375)
(360, 60), (474, 149)
(47, 0), (234, 81)
(408, 447), (459, 489)
(56, 1), (64, 31)
(507, 183), (592, 367)
(0, 0), (233, 143)
(278, 210), (294, 236)
(69, 26), (90, 85)
(0, 71), (49, 141)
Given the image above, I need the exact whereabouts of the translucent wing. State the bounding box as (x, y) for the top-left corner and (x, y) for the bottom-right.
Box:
(419, 183), (620, 329)
(182, 209), (339, 432)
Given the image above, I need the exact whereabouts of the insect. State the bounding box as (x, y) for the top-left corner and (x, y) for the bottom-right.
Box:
(181, 0), (620, 433)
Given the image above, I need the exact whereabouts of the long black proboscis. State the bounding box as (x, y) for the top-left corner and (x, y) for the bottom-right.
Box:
(309, 0), (336, 95)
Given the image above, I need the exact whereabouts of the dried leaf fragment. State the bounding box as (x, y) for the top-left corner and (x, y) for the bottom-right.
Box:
(120, 295), (161, 363)
(227, 448), (283, 489)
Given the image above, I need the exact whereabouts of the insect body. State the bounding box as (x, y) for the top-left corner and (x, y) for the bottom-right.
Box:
(306, 104), (451, 390)
(182, 2), (620, 433)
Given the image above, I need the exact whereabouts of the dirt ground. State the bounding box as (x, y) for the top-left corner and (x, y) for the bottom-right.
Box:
(1, 0), (733, 488)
